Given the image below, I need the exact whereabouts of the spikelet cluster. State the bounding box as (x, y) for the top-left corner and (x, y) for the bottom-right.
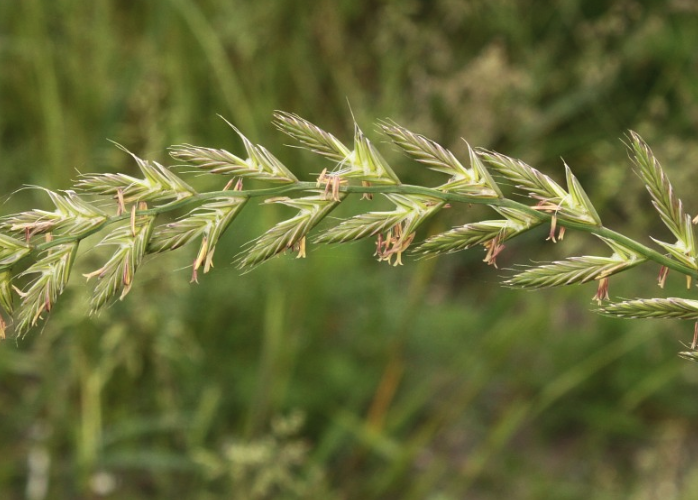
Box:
(0, 113), (696, 360)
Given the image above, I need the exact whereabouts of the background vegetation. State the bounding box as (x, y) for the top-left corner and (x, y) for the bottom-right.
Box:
(2, 0), (698, 498)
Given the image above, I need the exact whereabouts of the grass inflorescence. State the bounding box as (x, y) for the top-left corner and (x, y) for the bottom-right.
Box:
(1, 114), (697, 359)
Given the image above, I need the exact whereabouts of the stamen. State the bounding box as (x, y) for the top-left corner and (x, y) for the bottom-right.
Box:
(296, 237), (306, 258)
(116, 189), (125, 216)
(483, 237), (505, 268)
(593, 277), (609, 305)
(361, 181), (373, 200)
(658, 266), (669, 288)
(546, 215), (558, 243)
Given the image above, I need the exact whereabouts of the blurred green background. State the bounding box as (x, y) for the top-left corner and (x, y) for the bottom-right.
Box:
(3, 0), (698, 498)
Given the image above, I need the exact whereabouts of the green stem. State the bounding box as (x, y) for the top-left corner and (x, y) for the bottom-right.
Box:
(6, 181), (696, 280)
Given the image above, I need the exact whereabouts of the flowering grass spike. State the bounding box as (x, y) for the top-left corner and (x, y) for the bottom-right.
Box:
(0, 114), (697, 361)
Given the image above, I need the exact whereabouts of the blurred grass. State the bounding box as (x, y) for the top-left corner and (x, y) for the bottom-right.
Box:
(3, 0), (698, 498)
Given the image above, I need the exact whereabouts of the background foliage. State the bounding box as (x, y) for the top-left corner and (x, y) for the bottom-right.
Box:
(2, 0), (698, 498)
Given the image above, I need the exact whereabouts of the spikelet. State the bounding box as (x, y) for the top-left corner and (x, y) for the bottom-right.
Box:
(84, 209), (155, 313)
(77, 145), (195, 204)
(236, 195), (341, 270)
(14, 243), (78, 336)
